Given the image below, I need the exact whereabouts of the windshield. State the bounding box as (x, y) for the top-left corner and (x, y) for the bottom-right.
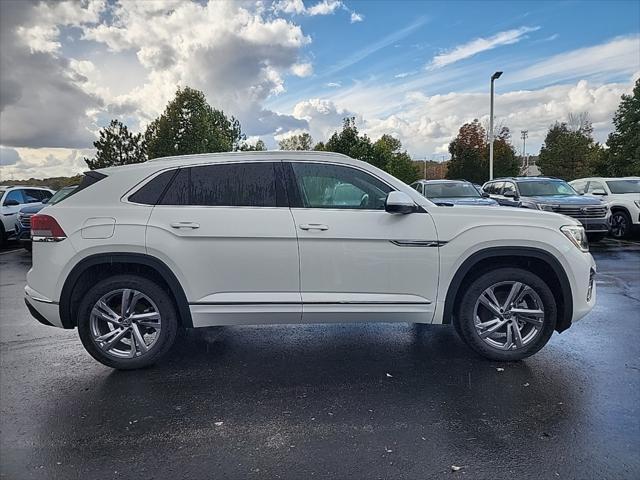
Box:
(423, 182), (480, 198)
(606, 179), (640, 194)
(48, 185), (78, 205)
(517, 180), (577, 197)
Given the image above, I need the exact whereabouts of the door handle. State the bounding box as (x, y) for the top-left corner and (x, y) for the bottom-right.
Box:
(299, 223), (329, 231)
(170, 222), (200, 229)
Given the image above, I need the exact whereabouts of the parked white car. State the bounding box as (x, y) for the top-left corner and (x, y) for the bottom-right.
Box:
(0, 186), (54, 246)
(25, 152), (596, 369)
(570, 177), (640, 239)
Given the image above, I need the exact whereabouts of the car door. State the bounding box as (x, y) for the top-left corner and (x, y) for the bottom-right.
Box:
(146, 161), (301, 327)
(287, 161), (440, 324)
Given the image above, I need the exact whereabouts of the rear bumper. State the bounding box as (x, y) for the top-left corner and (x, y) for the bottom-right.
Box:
(24, 286), (64, 328)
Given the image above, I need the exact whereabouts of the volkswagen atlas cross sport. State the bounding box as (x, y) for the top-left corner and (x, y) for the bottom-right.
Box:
(25, 152), (596, 369)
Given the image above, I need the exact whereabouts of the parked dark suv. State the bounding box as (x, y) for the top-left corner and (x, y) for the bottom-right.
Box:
(483, 177), (610, 241)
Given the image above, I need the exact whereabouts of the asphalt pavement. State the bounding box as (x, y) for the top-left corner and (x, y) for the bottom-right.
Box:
(1, 238), (639, 479)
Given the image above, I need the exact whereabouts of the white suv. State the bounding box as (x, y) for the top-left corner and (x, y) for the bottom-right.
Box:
(25, 152), (596, 369)
(0, 186), (54, 246)
(570, 177), (640, 239)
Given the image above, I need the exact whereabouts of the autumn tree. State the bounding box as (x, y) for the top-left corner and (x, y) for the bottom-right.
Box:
(84, 119), (147, 170)
(279, 132), (314, 150)
(606, 78), (640, 176)
(145, 87), (244, 159)
(446, 120), (487, 184)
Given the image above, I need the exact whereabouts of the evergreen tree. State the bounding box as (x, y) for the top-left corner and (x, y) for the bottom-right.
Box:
(538, 120), (599, 180)
(144, 87), (244, 159)
(84, 119), (146, 170)
(279, 133), (314, 150)
(606, 79), (640, 176)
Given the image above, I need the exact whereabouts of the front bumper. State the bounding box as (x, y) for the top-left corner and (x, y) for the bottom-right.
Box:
(577, 216), (610, 233)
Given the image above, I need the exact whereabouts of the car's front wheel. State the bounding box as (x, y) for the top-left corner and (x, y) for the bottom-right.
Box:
(455, 267), (557, 361)
(77, 275), (178, 369)
(610, 210), (631, 239)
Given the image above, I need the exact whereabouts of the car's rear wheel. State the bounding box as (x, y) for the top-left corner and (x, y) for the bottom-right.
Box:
(455, 267), (556, 361)
(77, 275), (178, 369)
(610, 210), (631, 239)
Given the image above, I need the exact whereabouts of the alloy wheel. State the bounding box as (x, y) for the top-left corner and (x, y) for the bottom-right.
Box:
(473, 281), (545, 350)
(610, 213), (628, 238)
(89, 289), (162, 359)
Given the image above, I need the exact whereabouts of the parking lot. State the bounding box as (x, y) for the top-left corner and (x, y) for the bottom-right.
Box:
(1, 237), (639, 480)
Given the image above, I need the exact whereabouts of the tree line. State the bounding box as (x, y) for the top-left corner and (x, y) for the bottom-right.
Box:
(445, 78), (639, 182)
(84, 80), (639, 186)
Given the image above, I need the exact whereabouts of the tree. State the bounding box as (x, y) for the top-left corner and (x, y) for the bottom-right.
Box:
(239, 139), (266, 151)
(372, 134), (419, 183)
(144, 87), (244, 159)
(84, 119), (146, 170)
(279, 133), (314, 150)
(446, 120), (487, 184)
(492, 127), (519, 178)
(606, 78), (640, 176)
(324, 117), (375, 163)
(538, 120), (600, 180)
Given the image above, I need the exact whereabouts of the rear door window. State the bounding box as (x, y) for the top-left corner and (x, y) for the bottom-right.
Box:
(159, 162), (283, 207)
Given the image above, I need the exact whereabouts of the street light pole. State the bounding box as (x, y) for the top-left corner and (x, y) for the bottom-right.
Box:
(489, 71), (502, 180)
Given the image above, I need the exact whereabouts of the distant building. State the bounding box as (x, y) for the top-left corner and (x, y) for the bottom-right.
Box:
(520, 155), (541, 176)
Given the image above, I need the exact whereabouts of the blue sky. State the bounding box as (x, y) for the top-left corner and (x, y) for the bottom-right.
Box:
(0, 0), (638, 179)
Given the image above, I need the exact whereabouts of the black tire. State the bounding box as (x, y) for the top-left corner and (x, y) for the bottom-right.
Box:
(587, 233), (607, 243)
(454, 267), (557, 361)
(0, 224), (5, 249)
(77, 274), (178, 369)
(610, 210), (632, 239)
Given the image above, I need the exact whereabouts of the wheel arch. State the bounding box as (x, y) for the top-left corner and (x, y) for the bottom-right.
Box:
(59, 253), (193, 329)
(443, 247), (573, 332)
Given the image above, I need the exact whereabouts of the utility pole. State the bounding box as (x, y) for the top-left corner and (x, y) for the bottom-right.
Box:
(424, 156), (427, 179)
(489, 71), (503, 180)
(520, 130), (528, 169)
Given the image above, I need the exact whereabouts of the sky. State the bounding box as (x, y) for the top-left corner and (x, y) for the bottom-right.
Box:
(0, 0), (639, 180)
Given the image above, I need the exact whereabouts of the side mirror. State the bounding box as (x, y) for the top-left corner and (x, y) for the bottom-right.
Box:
(385, 191), (416, 214)
(481, 192), (490, 198)
(592, 189), (607, 196)
(3, 199), (19, 207)
(503, 190), (518, 199)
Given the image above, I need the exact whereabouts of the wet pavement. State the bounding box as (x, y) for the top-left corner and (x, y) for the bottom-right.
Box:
(1, 238), (639, 479)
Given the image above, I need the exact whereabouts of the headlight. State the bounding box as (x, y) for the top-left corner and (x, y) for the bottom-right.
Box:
(537, 204), (556, 212)
(561, 225), (589, 252)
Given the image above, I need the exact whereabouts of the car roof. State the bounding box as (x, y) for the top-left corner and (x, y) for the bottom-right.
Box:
(488, 176), (563, 182)
(571, 176), (640, 181)
(97, 150), (356, 175)
(0, 185), (53, 190)
(414, 179), (470, 184)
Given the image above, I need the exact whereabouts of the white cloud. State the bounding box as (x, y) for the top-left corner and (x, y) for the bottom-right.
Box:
(0, 147), (94, 179)
(291, 98), (356, 141)
(274, 0), (306, 15)
(428, 26), (540, 69)
(291, 62), (314, 77)
(325, 82), (342, 87)
(505, 35), (640, 86)
(307, 0), (342, 16)
(350, 11), (364, 23)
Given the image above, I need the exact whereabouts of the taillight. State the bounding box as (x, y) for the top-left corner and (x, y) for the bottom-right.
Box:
(31, 214), (67, 242)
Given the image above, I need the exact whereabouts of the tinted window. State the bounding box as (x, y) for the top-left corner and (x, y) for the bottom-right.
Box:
(129, 170), (177, 205)
(517, 180), (576, 196)
(606, 179), (640, 194)
(48, 186), (77, 205)
(291, 163), (392, 210)
(423, 182), (480, 198)
(160, 168), (190, 205)
(159, 163), (280, 207)
(24, 189), (51, 202)
(3, 189), (24, 205)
